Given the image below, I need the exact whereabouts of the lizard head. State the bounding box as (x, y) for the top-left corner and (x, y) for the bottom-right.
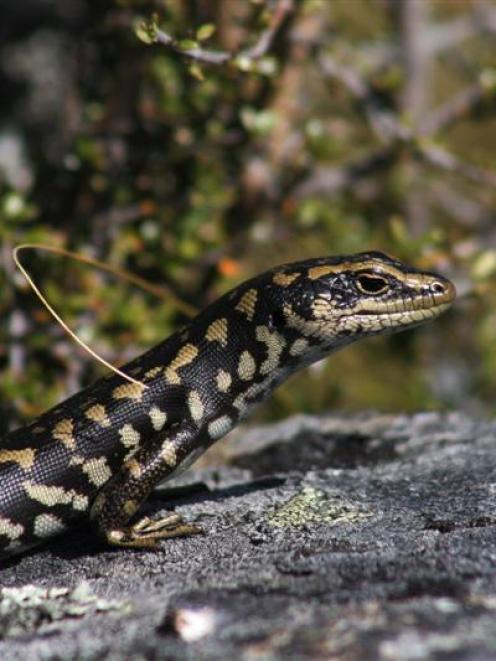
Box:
(266, 251), (456, 348)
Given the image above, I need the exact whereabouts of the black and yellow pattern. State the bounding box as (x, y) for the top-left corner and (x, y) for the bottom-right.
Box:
(0, 252), (455, 558)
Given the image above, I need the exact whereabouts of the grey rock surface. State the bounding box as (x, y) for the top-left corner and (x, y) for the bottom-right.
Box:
(1, 412), (495, 660)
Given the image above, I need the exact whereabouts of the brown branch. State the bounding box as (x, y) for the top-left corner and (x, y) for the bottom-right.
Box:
(294, 4), (496, 201)
(294, 5), (496, 80)
(399, 0), (431, 235)
(400, 0), (430, 122)
(317, 52), (406, 144)
(417, 142), (496, 189)
(420, 81), (496, 135)
(154, 0), (295, 68)
(1, 241), (28, 379)
(293, 147), (396, 199)
(430, 181), (493, 228)
(423, 2), (496, 54)
(313, 44), (496, 195)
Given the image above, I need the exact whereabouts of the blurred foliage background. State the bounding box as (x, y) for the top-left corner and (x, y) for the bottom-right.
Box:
(0, 0), (495, 434)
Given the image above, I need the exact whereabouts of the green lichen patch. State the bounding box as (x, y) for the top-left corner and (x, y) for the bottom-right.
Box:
(0, 581), (129, 638)
(266, 486), (373, 530)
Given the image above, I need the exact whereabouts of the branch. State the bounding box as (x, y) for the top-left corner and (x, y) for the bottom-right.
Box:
(148, 0), (294, 68)
(293, 147), (396, 199)
(417, 142), (496, 189)
(422, 2), (496, 55)
(400, 0), (430, 122)
(317, 52), (406, 144)
(398, 0), (431, 235)
(420, 79), (496, 135)
(306, 6), (496, 77)
(314, 48), (496, 193)
(430, 181), (493, 227)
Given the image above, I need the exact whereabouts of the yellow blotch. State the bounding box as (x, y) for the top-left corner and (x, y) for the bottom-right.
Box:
(256, 325), (285, 375)
(208, 415), (232, 440)
(23, 482), (88, 511)
(127, 459), (142, 479)
(113, 382), (145, 401)
(52, 418), (76, 450)
(205, 318), (229, 347)
(273, 271), (300, 286)
(144, 366), (162, 380)
(119, 424), (141, 448)
(81, 456), (112, 487)
(216, 369), (232, 393)
(0, 448), (35, 470)
(161, 441), (177, 467)
(188, 390), (204, 423)
(33, 513), (66, 538)
(0, 516), (24, 541)
(289, 338), (309, 356)
(307, 264), (340, 280)
(237, 351), (256, 381)
(85, 404), (111, 427)
(123, 499), (138, 517)
(164, 343), (199, 384)
(149, 405), (167, 431)
(235, 289), (258, 321)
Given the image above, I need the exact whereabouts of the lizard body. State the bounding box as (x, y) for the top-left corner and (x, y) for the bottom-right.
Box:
(0, 252), (455, 559)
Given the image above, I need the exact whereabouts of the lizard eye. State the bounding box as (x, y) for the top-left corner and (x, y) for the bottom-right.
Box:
(356, 274), (389, 295)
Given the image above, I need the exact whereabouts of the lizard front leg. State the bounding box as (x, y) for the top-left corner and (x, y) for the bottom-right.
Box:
(90, 422), (203, 549)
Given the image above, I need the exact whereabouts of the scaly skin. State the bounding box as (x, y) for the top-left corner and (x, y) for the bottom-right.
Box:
(0, 252), (455, 559)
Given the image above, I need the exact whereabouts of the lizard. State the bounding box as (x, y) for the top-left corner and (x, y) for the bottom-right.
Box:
(0, 251), (455, 559)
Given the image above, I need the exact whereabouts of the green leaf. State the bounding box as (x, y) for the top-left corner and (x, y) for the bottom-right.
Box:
(240, 108), (277, 135)
(196, 23), (216, 42)
(235, 55), (253, 72)
(188, 63), (205, 81)
(480, 68), (496, 93)
(257, 56), (277, 76)
(134, 15), (158, 45)
(178, 39), (199, 51)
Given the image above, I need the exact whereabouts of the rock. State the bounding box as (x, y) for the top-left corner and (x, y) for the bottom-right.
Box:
(1, 412), (495, 659)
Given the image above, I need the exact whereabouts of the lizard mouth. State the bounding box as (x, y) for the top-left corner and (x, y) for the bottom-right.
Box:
(355, 302), (452, 324)
(350, 276), (456, 318)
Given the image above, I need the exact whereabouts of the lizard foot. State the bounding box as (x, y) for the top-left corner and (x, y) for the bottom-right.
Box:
(106, 513), (203, 549)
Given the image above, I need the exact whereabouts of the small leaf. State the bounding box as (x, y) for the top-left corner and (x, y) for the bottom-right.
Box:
(189, 63), (205, 81)
(196, 23), (216, 42)
(480, 68), (496, 94)
(389, 214), (408, 244)
(178, 39), (199, 51)
(257, 56), (277, 77)
(235, 55), (253, 72)
(472, 250), (496, 280)
(135, 15), (158, 45)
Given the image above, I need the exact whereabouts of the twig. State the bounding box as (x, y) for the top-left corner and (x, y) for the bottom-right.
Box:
(417, 142), (496, 189)
(430, 181), (493, 228)
(422, 2), (496, 54)
(420, 81), (496, 135)
(293, 147), (396, 199)
(154, 0), (294, 68)
(401, 0), (429, 123)
(317, 52), (406, 144)
(299, 6), (496, 77)
(1, 241), (28, 379)
(399, 0), (431, 235)
(314, 45), (496, 194)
